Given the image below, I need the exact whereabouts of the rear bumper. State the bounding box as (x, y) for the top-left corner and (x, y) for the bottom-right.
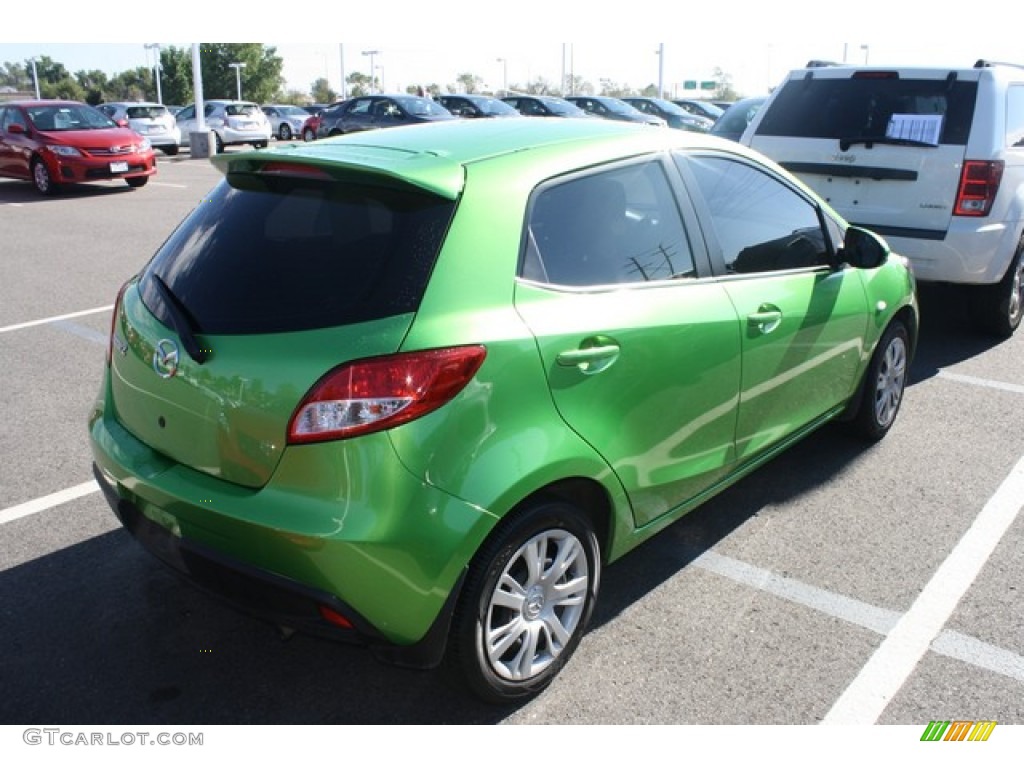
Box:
(858, 219), (1019, 285)
(88, 386), (495, 668)
(93, 462), (461, 668)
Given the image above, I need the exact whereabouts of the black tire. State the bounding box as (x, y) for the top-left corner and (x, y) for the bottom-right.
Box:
(447, 499), (600, 704)
(31, 158), (59, 196)
(253, 140), (268, 149)
(278, 124), (293, 141)
(849, 320), (909, 441)
(125, 176), (148, 189)
(968, 240), (1024, 338)
(302, 127), (316, 142)
(162, 145), (179, 156)
(214, 132), (224, 154)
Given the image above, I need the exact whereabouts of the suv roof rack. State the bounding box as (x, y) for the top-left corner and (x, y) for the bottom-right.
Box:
(974, 59), (1024, 71)
(805, 60), (842, 68)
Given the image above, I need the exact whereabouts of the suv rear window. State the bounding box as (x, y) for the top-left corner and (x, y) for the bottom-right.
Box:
(755, 75), (978, 145)
(139, 174), (455, 334)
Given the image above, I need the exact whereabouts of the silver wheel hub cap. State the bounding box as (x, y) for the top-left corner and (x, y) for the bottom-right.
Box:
(484, 529), (589, 682)
(874, 336), (907, 427)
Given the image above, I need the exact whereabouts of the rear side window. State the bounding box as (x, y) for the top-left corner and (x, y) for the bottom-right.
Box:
(755, 76), (978, 145)
(1007, 85), (1024, 148)
(524, 160), (695, 286)
(140, 175), (455, 334)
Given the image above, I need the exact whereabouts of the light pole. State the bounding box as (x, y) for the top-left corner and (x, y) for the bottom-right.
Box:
(145, 43), (162, 104)
(496, 58), (507, 95)
(29, 57), (40, 99)
(229, 62), (247, 100)
(861, 44), (870, 65)
(362, 50), (380, 93)
(656, 44), (664, 99)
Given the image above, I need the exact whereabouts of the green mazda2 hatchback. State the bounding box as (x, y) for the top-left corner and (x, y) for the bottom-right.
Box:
(90, 118), (918, 704)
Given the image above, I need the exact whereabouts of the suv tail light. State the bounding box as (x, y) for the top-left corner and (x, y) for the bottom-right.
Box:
(288, 346), (487, 444)
(954, 160), (1004, 216)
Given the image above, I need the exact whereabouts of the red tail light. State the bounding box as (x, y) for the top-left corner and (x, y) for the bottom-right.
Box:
(107, 281), (130, 367)
(954, 160), (1004, 216)
(288, 346), (487, 444)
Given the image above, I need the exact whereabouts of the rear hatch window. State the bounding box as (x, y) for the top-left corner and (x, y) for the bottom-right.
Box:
(139, 173), (454, 334)
(754, 74), (978, 145)
(749, 73), (980, 237)
(111, 172), (456, 487)
(126, 106), (168, 120)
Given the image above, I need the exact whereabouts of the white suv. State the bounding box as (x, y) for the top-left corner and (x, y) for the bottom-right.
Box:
(742, 60), (1024, 337)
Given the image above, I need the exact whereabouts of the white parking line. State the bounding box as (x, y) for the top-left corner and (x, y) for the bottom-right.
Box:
(0, 481), (99, 526)
(822, 454), (1024, 724)
(0, 305), (112, 335)
(937, 370), (1024, 395)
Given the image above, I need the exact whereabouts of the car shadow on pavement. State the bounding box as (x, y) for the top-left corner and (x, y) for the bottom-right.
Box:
(0, 528), (503, 725)
(590, 423), (868, 632)
(0, 180), (140, 203)
(908, 282), (1011, 385)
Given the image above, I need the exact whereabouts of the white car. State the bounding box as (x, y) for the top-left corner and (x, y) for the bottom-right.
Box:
(742, 60), (1024, 337)
(174, 100), (271, 153)
(98, 102), (180, 156)
(261, 104), (310, 141)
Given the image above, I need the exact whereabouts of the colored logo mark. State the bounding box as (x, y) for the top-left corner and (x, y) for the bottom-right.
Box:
(920, 721), (997, 742)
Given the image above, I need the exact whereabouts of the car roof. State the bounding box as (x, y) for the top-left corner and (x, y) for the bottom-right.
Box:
(4, 100), (88, 108)
(213, 116), (753, 201)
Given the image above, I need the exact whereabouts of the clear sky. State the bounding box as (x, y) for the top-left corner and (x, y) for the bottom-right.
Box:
(4, 3), (1023, 99)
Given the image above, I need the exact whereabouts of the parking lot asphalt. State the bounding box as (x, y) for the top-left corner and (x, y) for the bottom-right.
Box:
(0, 148), (1021, 727)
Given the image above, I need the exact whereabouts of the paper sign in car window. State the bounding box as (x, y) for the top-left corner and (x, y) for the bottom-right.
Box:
(886, 113), (943, 145)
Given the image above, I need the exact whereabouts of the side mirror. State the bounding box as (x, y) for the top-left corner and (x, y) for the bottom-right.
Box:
(117, 119), (129, 128)
(8, 123), (26, 135)
(840, 226), (889, 269)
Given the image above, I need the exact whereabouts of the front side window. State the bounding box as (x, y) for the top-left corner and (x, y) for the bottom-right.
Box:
(683, 155), (832, 274)
(524, 160), (695, 287)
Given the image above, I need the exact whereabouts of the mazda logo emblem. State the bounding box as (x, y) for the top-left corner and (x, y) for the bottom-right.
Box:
(153, 339), (180, 379)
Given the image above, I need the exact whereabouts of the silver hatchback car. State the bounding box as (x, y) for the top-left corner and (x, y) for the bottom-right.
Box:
(98, 102), (181, 155)
(174, 100), (272, 153)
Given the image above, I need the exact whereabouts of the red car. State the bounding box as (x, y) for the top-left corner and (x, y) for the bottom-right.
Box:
(0, 100), (157, 195)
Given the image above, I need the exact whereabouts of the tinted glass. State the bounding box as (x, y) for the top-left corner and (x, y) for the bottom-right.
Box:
(756, 76), (978, 145)
(27, 104), (116, 131)
(126, 105), (168, 119)
(140, 175), (455, 334)
(525, 161), (695, 286)
(685, 155), (830, 273)
(224, 103), (260, 116)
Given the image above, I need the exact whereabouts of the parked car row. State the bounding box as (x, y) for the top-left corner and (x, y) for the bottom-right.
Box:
(298, 92), (726, 141)
(0, 92), (768, 197)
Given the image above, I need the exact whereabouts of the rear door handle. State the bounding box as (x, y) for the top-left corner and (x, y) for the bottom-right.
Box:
(747, 305), (783, 335)
(556, 343), (620, 374)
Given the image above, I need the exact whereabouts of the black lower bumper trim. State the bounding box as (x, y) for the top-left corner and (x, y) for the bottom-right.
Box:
(92, 462), (460, 669)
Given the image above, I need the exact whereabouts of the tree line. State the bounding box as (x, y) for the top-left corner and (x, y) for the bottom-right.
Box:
(0, 44), (739, 106)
